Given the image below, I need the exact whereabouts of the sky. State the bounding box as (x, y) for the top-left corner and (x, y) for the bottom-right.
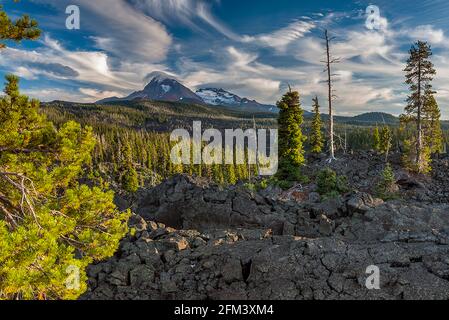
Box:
(2, 0), (449, 117)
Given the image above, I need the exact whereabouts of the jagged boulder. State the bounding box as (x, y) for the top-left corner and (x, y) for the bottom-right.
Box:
(81, 176), (449, 300)
(82, 213), (449, 300)
(346, 192), (384, 215)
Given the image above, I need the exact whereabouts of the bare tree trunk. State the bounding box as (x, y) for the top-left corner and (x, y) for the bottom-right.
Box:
(324, 30), (336, 161)
(253, 116), (260, 177)
(344, 126), (347, 154)
(385, 145), (390, 163)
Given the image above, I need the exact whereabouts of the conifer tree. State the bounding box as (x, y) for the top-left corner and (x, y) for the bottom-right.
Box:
(0, 76), (129, 299)
(375, 163), (397, 200)
(422, 94), (443, 154)
(401, 41), (436, 173)
(276, 89), (306, 182)
(373, 126), (381, 152)
(379, 126), (392, 162)
(146, 149), (153, 171)
(120, 140), (139, 193)
(236, 164), (246, 181)
(0, 1), (40, 49)
(310, 96), (324, 153)
(212, 163), (224, 184)
(226, 164), (237, 185)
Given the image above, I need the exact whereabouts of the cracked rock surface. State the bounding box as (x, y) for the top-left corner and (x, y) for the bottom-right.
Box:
(82, 175), (449, 300)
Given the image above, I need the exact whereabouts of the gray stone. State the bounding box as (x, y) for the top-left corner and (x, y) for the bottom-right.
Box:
(308, 192), (321, 203)
(82, 173), (449, 301)
(130, 265), (155, 287)
(222, 258), (243, 283)
(346, 192), (383, 215)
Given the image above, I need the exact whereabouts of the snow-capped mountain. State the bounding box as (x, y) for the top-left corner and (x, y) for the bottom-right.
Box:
(196, 88), (241, 106)
(196, 88), (275, 112)
(97, 72), (204, 105)
(97, 72), (276, 113)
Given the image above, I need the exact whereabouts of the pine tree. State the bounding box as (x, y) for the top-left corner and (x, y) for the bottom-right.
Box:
(375, 163), (397, 200)
(402, 41), (436, 173)
(226, 164), (237, 185)
(0, 1), (41, 49)
(146, 147), (153, 171)
(316, 167), (349, 199)
(422, 94), (443, 154)
(310, 96), (324, 153)
(212, 164), (224, 184)
(372, 126), (381, 152)
(0, 76), (129, 299)
(120, 140), (139, 193)
(379, 126), (392, 162)
(276, 89), (306, 182)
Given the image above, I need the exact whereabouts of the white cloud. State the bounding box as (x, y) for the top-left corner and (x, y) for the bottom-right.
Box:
(23, 88), (91, 103)
(6, 2), (449, 117)
(33, 0), (172, 63)
(79, 88), (124, 100)
(401, 25), (445, 44)
(1, 35), (172, 96)
(129, 0), (240, 39)
(242, 20), (315, 51)
(14, 67), (37, 80)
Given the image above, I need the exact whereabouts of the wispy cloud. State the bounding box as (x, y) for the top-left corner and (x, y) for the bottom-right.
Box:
(0, 34), (171, 101)
(242, 20), (316, 52)
(4, 1), (449, 117)
(32, 0), (172, 63)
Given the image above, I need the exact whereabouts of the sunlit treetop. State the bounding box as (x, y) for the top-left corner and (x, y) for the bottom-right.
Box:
(0, 0), (41, 49)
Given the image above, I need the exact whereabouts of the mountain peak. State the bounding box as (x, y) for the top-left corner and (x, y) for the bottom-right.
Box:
(97, 71), (204, 105)
(145, 71), (177, 83)
(195, 87), (275, 112)
(96, 73), (275, 113)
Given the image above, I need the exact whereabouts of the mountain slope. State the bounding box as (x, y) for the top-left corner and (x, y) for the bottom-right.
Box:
(196, 88), (276, 112)
(97, 72), (204, 105)
(97, 73), (276, 113)
(351, 112), (398, 124)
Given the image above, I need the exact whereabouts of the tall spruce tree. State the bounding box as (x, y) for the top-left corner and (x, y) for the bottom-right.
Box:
(119, 140), (139, 193)
(402, 41), (436, 173)
(310, 96), (324, 153)
(422, 93), (443, 154)
(276, 89), (306, 182)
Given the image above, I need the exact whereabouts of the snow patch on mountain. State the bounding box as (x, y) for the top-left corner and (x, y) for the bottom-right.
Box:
(196, 88), (276, 112)
(196, 88), (239, 106)
(161, 85), (171, 93)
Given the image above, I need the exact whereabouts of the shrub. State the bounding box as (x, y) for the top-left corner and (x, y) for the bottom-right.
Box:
(316, 168), (349, 199)
(375, 163), (398, 200)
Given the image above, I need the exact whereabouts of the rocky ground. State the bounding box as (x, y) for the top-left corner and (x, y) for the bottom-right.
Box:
(81, 153), (449, 300)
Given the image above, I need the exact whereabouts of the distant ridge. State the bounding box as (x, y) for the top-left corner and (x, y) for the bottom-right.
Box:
(350, 112), (398, 124)
(310, 112), (399, 125)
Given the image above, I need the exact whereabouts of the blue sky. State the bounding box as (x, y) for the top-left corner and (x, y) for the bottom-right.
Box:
(2, 0), (449, 117)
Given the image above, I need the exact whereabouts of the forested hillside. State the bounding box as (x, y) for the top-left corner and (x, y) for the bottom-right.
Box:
(40, 99), (449, 192)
